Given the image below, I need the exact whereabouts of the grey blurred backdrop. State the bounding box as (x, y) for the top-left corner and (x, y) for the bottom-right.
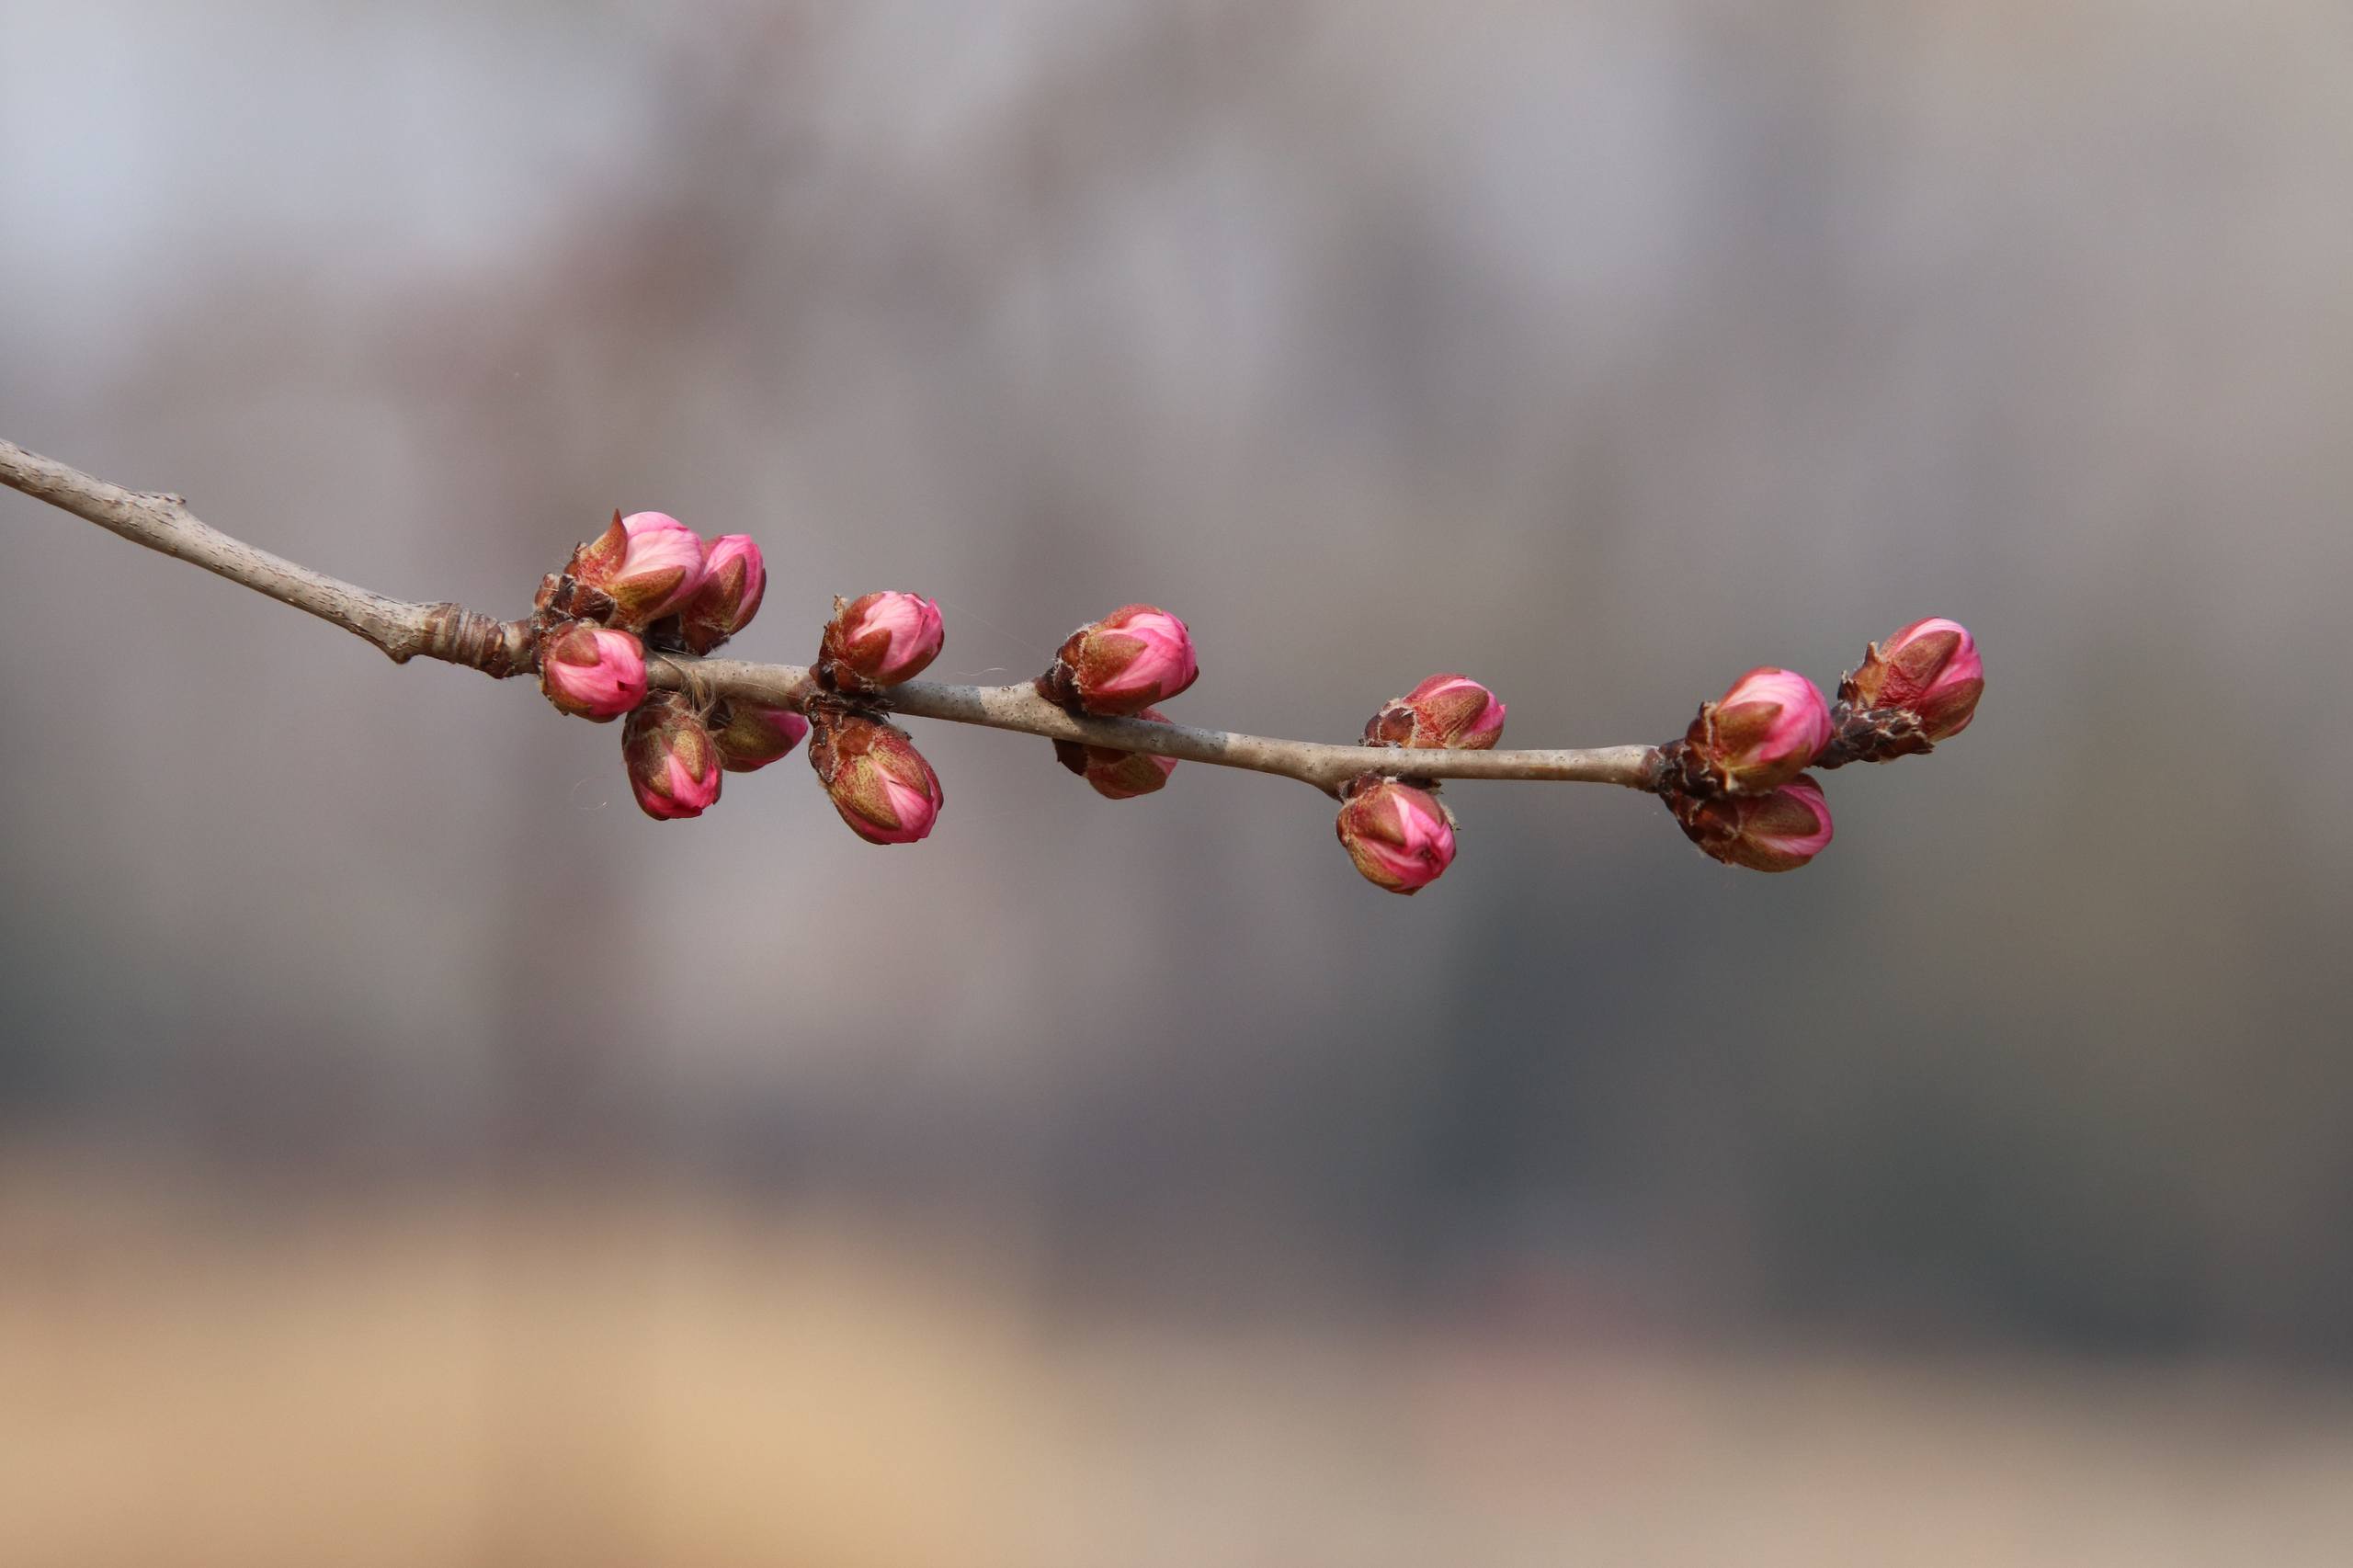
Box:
(6, 2), (2353, 1563)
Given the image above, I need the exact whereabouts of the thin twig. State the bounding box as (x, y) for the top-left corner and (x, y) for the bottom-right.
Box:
(4, 436), (1661, 796)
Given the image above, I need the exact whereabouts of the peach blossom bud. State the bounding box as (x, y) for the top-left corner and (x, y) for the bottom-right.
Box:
(1052, 709), (1178, 800)
(1363, 673), (1507, 751)
(1672, 775), (1833, 873)
(1335, 778), (1457, 895)
(1842, 617), (1983, 742)
(1695, 666), (1833, 793)
(537, 621), (647, 722)
(573, 510), (709, 628)
(620, 691), (722, 821)
(818, 592), (945, 692)
(1077, 604), (1198, 711)
(676, 534), (766, 654)
(807, 710), (943, 845)
(710, 701), (809, 772)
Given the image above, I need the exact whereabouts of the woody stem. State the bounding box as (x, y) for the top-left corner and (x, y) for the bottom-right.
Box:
(5, 436), (1661, 798)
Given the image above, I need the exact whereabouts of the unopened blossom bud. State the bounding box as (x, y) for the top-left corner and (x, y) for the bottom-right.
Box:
(1363, 674), (1507, 751)
(538, 621), (647, 722)
(807, 710), (943, 845)
(710, 701), (809, 772)
(1040, 604), (1199, 716)
(1053, 709), (1178, 800)
(1335, 778), (1457, 895)
(572, 510), (710, 628)
(620, 691), (722, 820)
(1670, 775), (1833, 873)
(1688, 666), (1833, 794)
(676, 534), (767, 654)
(817, 592), (945, 692)
(1841, 617), (1983, 742)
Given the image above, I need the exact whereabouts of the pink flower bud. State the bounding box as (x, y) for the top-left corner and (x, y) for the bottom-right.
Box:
(1694, 666), (1833, 793)
(1842, 617), (1984, 741)
(538, 621), (647, 722)
(676, 534), (767, 655)
(710, 701), (809, 772)
(620, 691), (722, 820)
(807, 710), (943, 845)
(1671, 775), (1833, 873)
(1363, 673), (1507, 751)
(1052, 708), (1179, 800)
(572, 510), (710, 628)
(1042, 604), (1199, 716)
(1335, 779), (1458, 895)
(818, 592), (945, 692)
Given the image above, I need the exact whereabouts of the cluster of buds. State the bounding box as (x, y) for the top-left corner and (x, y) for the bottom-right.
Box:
(1332, 672), (1506, 892)
(1036, 605), (1199, 802)
(531, 506), (961, 839)
(517, 498), (1975, 891)
(530, 510), (809, 822)
(1653, 619), (1982, 873)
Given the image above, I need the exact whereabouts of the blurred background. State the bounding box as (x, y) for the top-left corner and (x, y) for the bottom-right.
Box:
(6, 1), (2353, 1562)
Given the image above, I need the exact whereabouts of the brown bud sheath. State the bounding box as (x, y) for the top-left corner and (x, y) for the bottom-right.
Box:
(1363, 675), (1506, 751)
(710, 701), (809, 773)
(1665, 775), (1834, 872)
(1052, 709), (1178, 800)
(620, 691), (723, 820)
(807, 709), (944, 845)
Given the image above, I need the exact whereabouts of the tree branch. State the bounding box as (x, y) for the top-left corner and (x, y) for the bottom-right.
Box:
(4, 436), (1660, 796)
(0, 436), (534, 675)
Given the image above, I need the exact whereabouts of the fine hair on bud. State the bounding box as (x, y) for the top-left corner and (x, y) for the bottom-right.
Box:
(1364, 673), (1507, 751)
(621, 690), (723, 820)
(1336, 778), (1458, 894)
(710, 700), (809, 772)
(818, 592), (946, 693)
(807, 708), (944, 845)
(1040, 603), (1199, 716)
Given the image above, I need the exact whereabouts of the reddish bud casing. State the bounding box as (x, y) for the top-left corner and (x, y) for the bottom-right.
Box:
(1668, 775), (1833, 872)
(818, 592), (945, 692)
(621, 691), (723, 820)
(1336, 778), (1458, 894)
(808, 710), (944, 845)
(1040, 604), (1199, 716)
(710, 701), (810, 772)
(538, 621), (647, 722)
(1688, 666), (1833, 794)
(1364, 674), (1507, 751)
(1053, 708), (1179, 800)
(676, 534), (767, 654)
(572, 511), (710, 629)
(1841, 618), (1983, 742)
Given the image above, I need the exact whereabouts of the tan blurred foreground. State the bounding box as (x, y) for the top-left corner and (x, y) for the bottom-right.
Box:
(6, 1153), (2351, 1568)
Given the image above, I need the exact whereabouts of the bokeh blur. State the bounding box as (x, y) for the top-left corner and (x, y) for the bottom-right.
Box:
(6, 2), (2353, 1562)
